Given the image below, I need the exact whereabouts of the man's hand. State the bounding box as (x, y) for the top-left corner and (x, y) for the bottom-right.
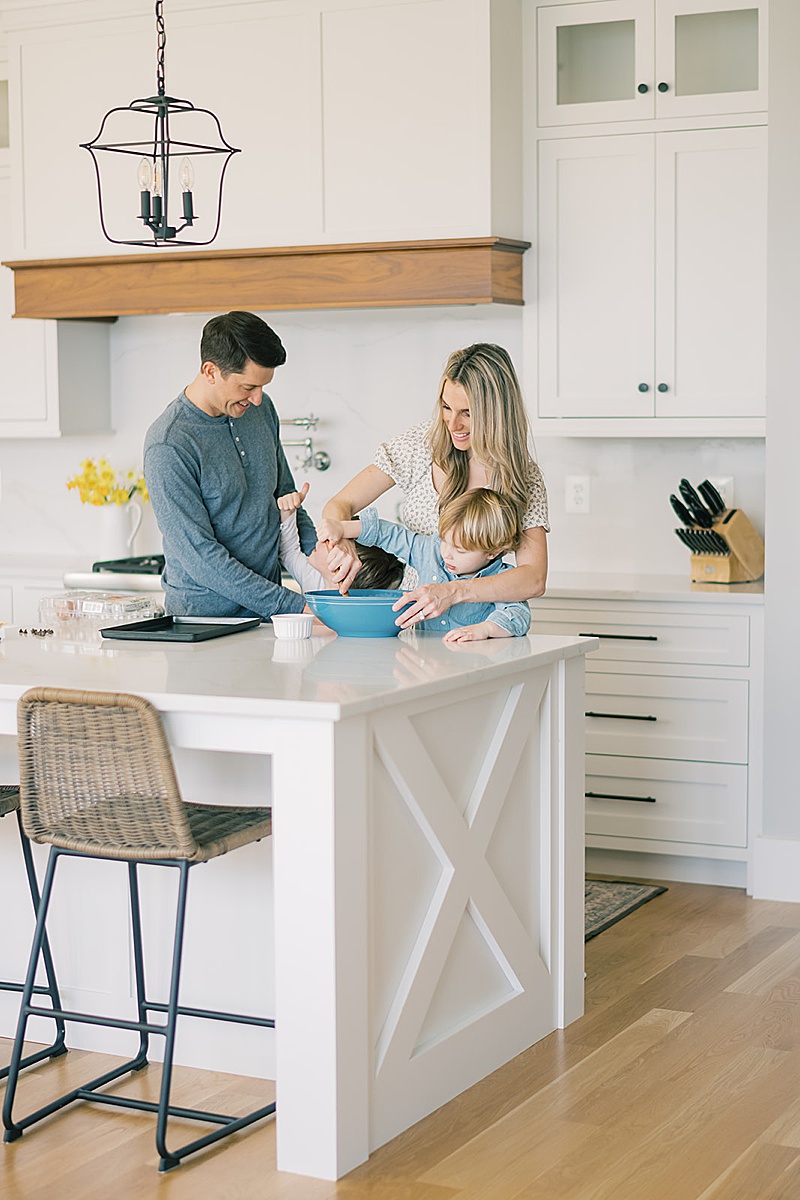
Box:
(277, 481), (310, 520)
(392, 582), (461, 628)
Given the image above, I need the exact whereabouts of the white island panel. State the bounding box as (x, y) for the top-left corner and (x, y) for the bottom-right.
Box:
(0, 625), (593, 1179)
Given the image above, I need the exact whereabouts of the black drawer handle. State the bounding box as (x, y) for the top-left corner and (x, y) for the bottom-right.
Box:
(579, 632), (658, 642)
(586, 791), (657, 804)
(586, 711), (657, 722)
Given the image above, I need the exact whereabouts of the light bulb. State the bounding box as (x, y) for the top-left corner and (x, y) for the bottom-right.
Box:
(137, 157), (153, 190)
(152, 160), (163, 198)
(179, 157), (195, 191)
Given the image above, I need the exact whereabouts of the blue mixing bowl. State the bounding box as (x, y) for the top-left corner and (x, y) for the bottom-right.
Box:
(305, 589), (406, 638)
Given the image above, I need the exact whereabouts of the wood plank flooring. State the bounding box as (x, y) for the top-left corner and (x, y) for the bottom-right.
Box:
(2, 877), (799, 1199)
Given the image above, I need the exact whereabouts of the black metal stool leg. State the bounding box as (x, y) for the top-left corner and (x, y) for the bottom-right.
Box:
(3, 847), (60, 1140)
(15, 813), (67, 1050)
(155, 859), (190, 1172)
(127, 862), (150, 1072)
(0, 818), (67, 1082)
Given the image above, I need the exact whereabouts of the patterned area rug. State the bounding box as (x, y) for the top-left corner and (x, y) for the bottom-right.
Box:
(585, 878), (668, 941)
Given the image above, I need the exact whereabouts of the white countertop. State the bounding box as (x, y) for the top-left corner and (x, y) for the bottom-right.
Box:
(543, 572), (765, 604)
(0, 625), (594, 722)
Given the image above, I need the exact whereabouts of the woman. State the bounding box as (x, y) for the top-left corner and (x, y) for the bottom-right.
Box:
(322, 343), (549, 628)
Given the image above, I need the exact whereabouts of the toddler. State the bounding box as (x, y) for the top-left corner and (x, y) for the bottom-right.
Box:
(318, 487), (531, 643)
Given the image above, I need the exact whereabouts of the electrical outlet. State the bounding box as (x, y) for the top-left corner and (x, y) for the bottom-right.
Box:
(707, 475), (734, 508)
(565, 475), (591, 514)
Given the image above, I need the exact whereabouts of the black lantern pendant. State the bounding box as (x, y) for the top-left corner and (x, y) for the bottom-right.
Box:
(80, 0), (240, 247)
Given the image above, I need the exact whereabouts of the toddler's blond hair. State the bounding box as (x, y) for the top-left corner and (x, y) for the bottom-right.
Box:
(438, 488), (522, 556)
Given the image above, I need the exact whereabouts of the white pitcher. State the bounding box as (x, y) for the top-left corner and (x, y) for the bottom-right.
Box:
(95, 501), (143, 562)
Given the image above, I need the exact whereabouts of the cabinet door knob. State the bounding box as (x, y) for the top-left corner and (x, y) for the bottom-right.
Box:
(637, 83), (649, 94)
(657, 382), (669, 393)
(638, 382), (650, 393)
(657, 81), (670, 93)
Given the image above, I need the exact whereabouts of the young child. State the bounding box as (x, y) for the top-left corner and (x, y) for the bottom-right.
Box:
(278, 483), (404, 594)
(318, 487), (531, 643)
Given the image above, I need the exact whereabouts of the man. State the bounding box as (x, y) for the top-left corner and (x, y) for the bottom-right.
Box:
(144, 311), (316, 617)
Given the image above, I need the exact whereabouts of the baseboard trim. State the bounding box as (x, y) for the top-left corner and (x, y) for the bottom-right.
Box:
(749, 837), (800, 901)
(585, 847), (746, 889)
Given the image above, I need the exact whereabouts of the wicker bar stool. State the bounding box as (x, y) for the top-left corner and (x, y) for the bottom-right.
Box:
(3, 687), (276, 1173)
(0, 785), (66, 1079)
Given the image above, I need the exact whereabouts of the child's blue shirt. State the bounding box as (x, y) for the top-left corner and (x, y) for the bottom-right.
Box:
(358, 508), (531, 636)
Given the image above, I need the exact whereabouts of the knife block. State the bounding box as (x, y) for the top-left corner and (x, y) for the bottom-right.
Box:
(689, 508), (764, 584)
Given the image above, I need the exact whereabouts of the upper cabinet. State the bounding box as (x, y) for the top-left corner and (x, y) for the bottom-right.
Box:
(537, 0), (767, 127)
(3, 0), (523, 261)
(537, 127), (766, 429)
(530, 0), (768, 437)
(0, 168), (110, 437)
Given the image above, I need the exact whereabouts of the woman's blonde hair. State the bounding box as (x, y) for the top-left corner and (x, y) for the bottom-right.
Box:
(427, 343), (534, 515)
(438, 489), (522, 557)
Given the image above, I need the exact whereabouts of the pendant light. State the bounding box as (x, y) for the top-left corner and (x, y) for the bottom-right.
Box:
(80, 0), (240, 247)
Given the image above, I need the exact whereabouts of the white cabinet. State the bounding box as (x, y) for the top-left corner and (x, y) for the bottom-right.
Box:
(0, 88), (110, 436)
(532, 589), (763, 886)
(536, 125), (766, 429)
(0, 564), (69, 627)
(537, 0), (767, 127)
(5, 0), (522, 258)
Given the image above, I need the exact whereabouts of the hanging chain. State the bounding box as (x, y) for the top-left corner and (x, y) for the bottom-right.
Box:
(155, 0), (166, 96)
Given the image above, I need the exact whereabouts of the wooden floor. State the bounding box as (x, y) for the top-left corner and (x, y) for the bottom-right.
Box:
(2, 877), (800, 1199)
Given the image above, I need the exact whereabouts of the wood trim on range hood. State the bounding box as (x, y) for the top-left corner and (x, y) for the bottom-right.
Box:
(4, 237), (530, 320)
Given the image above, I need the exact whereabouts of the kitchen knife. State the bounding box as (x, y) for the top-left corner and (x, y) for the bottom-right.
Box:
(675, 527), (694, 549)
(670, 494), (695, 526)
(678, 479), (714, 528)
(705, 529), (730, 554)
(698, 479), (726, 516)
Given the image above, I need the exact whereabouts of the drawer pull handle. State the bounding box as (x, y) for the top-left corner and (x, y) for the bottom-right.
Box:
(586, 791), (657, 804)
(579, 633), (658, 641)
(585, 711), (657, 722)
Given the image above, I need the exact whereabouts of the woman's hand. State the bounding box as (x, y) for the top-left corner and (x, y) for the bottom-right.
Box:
(393, 581), (463, 628)
(322, 537), (362, 594)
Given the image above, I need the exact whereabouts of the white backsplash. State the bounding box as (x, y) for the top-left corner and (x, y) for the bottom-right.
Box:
(0, 306), (765, 577)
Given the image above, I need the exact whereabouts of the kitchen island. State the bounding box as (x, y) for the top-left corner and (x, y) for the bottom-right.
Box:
(0, 623), (594, 1180)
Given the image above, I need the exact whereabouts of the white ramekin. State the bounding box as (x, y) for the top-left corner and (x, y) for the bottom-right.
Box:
(271, 613), (314, 640)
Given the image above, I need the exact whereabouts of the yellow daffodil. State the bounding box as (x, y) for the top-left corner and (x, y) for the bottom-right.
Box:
(66, 458), (149, 507)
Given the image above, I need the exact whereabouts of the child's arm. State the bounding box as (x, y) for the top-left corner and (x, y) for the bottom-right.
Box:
(444, 619), (513, 644)
(279, 509), (328, 593)
(277, 480), (310, 521)
(318, 508), (423, 585)
(445, 600), (531, 643)
(316, 515), (363, 544)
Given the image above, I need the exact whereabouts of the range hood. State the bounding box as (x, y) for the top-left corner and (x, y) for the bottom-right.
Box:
(4, 237), (529, 320)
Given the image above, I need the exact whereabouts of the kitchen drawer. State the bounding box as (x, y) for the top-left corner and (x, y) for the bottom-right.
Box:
(585, 755), (747, 848)
(585, 674), (748, 763)
(532, 606), (749, 668)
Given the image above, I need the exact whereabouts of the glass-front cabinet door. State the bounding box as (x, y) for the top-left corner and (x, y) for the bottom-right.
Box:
(538, 1), (655, 125)
(537, 0), (766, 127)
(655, 0), (766, 118)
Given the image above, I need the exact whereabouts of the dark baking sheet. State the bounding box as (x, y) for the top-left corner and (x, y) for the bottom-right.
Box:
(100, 616), (261, 642)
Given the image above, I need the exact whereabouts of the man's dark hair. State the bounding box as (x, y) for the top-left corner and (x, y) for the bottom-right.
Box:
(200, 311), (287, 376)
(352, 544), (404, 590)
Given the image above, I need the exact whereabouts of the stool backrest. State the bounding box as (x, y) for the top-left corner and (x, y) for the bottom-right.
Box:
(17, 687), (199, 860)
